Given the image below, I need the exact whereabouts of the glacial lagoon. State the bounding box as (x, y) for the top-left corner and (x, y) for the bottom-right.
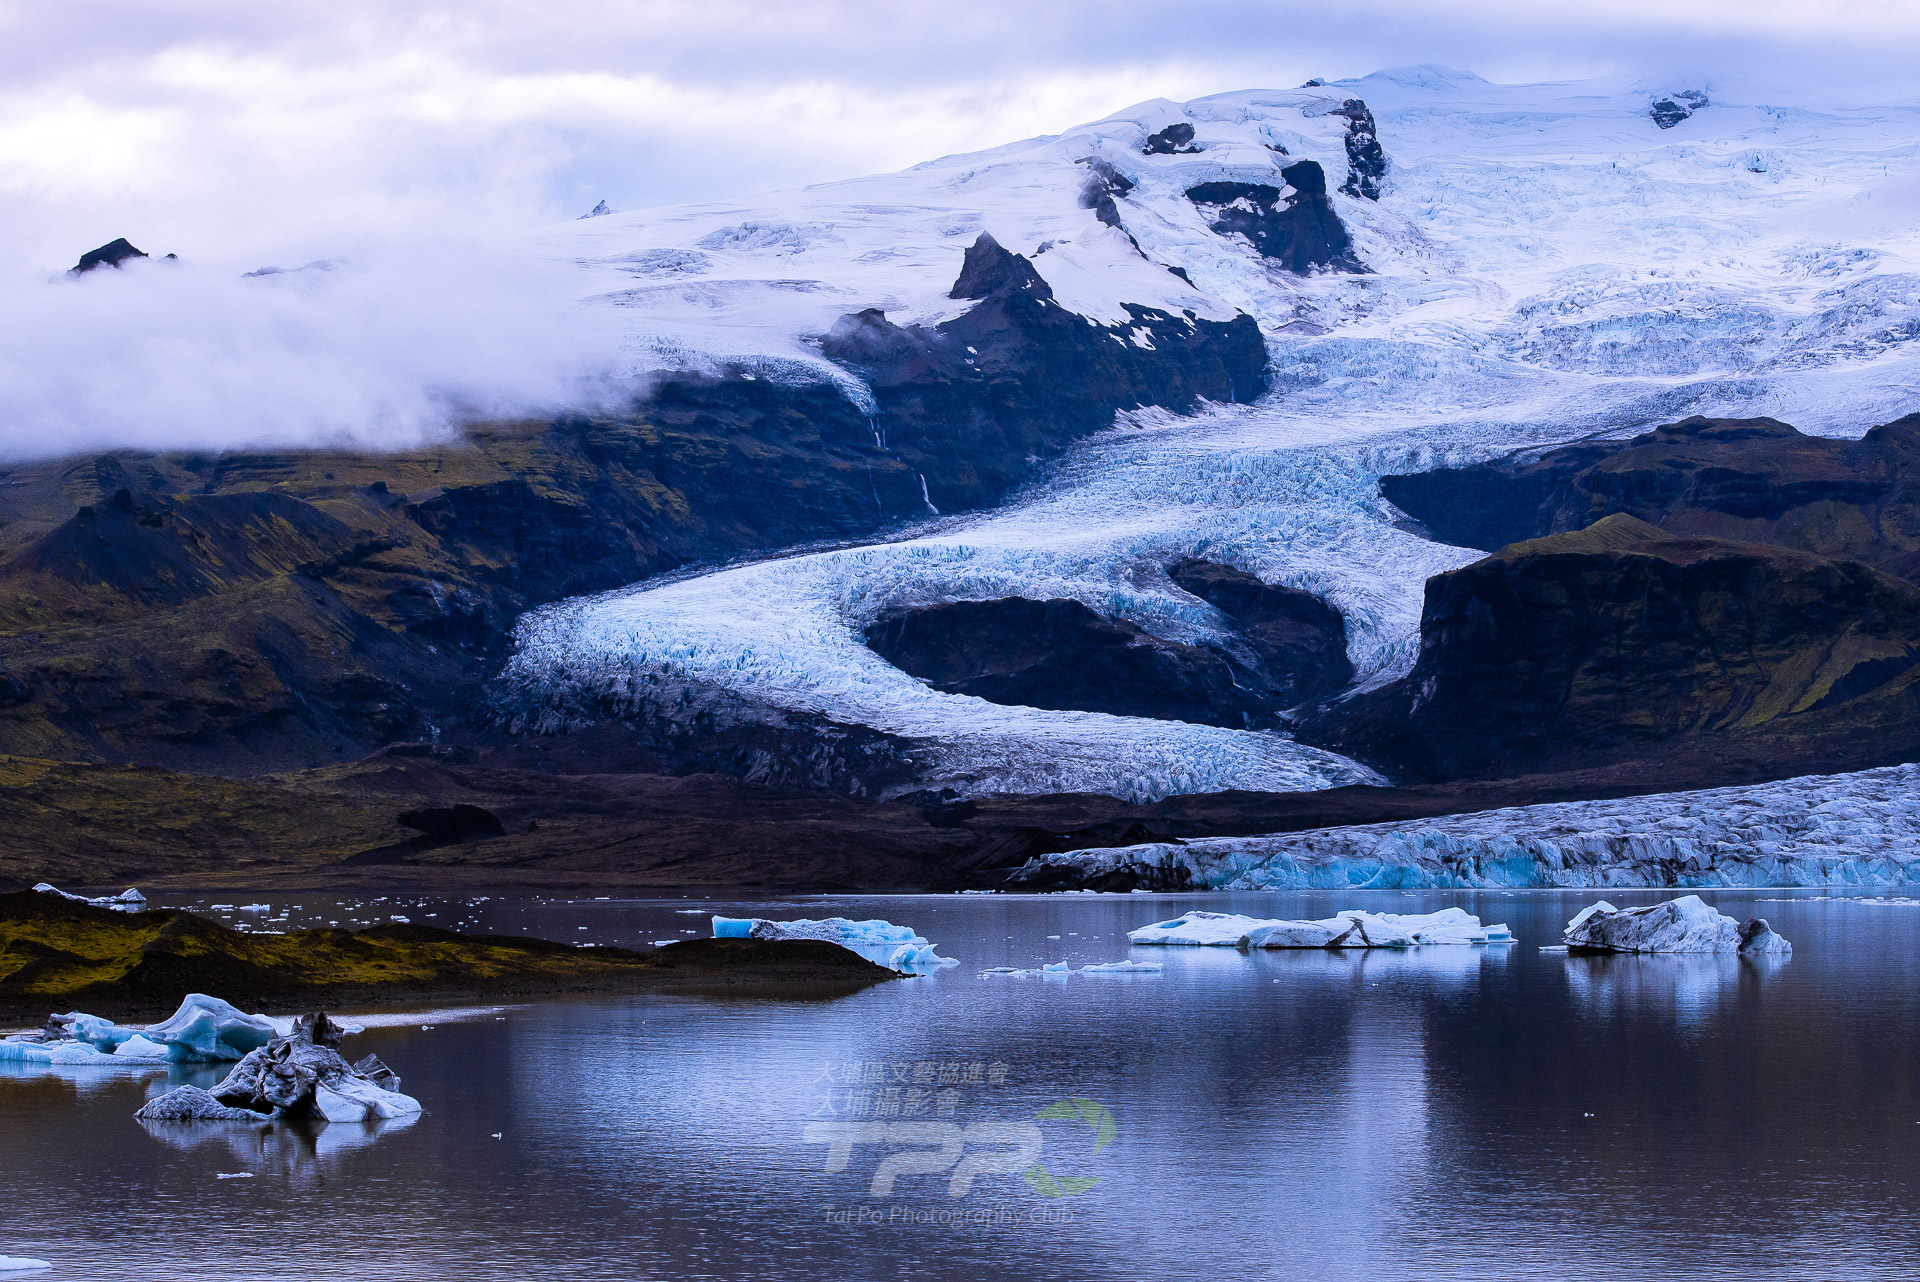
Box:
(4, 890), (1918, 1280)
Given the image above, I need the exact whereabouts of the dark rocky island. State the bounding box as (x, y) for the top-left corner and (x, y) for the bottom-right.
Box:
(0, 892), (895, 1023)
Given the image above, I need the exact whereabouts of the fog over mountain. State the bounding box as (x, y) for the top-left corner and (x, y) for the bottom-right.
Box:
(3, 1), (1918, 457)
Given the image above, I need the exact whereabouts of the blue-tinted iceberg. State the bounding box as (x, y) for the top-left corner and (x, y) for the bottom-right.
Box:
(0, 1256), (50, 1273)
(710, 915), (957, 972)
(5, 995), (366, 1068)
(1563, 896), (1791, 956)
(1128, 907), (1512, 949)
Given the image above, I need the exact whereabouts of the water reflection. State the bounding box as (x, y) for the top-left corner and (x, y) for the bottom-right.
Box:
(3, 892), (1917, 1281)
(137, 1113), (419, 1183)
(1562, 952), (1788, 1032)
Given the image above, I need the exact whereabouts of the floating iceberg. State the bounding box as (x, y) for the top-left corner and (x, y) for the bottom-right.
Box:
(0, 1257), (49, 1273)
(710, 915), (957, 972)
(11, 995), (366, 1068)
(1562, 896), (1792, 956)
(1128, 907), (1512, 949)
(980, 960), (1164, 978)
(33, 882), (145, 910)
(142, 1013), (421, 1124)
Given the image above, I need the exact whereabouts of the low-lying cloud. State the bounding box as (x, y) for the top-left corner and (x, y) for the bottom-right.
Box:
(0, 239), (631, 462)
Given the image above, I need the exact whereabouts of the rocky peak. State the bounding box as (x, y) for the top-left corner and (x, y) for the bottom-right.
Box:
(947, 232), (1053, 301)
(69, 238), (148, 275)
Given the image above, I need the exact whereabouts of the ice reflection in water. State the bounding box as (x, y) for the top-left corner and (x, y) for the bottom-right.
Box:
(2, 889), (1916, 1282)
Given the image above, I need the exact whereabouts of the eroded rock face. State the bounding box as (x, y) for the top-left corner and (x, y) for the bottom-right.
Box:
(1142, 122), (1201, 155)
(1077, 158), (1136, 229)
(1380, 414), (1920, 584)
(70, 238), (149, 275)
(1333, 99), (1387, 199)
(1650, 90), (1708, 129)
(821, 233), (1267, 512)
(1166, 559), (1352, 706)
(863, 597), (1279, 728)
(1300, 515), (1920, 782)
(1186, 162), (1366, 275)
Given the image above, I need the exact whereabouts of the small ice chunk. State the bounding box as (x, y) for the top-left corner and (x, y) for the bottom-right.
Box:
(1077, 960), (1163, 973)
(134, 1085), (263, 1122)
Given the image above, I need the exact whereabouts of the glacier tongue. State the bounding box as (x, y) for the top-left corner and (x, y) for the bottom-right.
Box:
(504, 75), (1920, 802)
(1015, 763), (1920, 890)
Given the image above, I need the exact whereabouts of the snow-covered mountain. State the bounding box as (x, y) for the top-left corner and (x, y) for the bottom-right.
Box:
(500, 67), (1920, 802)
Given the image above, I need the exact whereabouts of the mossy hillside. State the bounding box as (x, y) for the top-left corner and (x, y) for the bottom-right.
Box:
(0, 385), (926, 772)
(0, 892), (894, 1020)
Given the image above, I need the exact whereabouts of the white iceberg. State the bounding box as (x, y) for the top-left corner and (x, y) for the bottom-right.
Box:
(0, 1256), (50, 1273)
(1128, 907), (1512, 949)
(1562, 896), (1792, 956)
(133, 1085), (264, 1122)
(710, 915), (957, 972)
(33, 882), (145, 910)
(981, 960), (1165, 978)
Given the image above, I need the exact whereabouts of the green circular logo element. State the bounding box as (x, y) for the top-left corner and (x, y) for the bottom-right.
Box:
(1023, 1097), (1117, 1198)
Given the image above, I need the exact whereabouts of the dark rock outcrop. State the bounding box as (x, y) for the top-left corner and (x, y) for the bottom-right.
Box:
(822, 232), (1267, 512)
(1380, 414), (1920, 583)
(396, 804), (504, 843)
(1077, 157), (1136, 229)
(1299, 515), (1920, 783)
(1166, 558), (1353, 705)
(1186, 162), (1367, 275)
(1334, 99), (1387, 200)
(1650, 90), (1708, 130)
(1142, 122), (1201, 155)
(863, 597), (1279, 728)
(70, 239), (152, 275)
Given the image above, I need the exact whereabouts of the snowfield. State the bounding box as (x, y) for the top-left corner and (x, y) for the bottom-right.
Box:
(503, 67), (1920, 801)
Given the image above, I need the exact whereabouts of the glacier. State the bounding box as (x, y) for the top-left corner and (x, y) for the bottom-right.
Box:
(1015, 763), (1920, 891)
(497, 70), (1920, 802)
(710, 915), (957, 972)
(1562, 896), (1792, 956)
(1127, 907), (1511, 949)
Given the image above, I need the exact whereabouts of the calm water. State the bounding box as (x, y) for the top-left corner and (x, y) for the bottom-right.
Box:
(5, 889), (1920, 1280)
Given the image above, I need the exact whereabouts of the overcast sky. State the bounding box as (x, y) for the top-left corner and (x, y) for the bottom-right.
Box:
(2, 1), (1917, 460)
(6, 1), (1920, 273)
